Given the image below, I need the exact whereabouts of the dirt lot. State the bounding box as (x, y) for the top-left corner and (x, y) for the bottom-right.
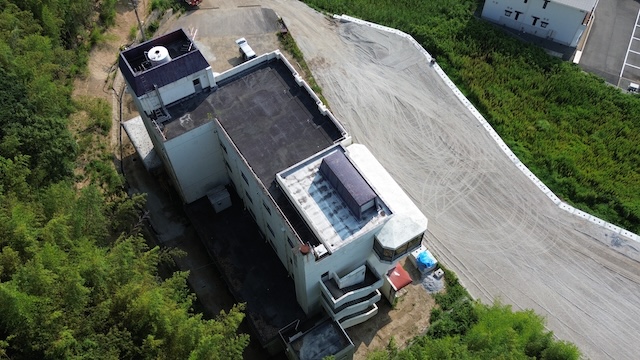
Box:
(79, 0), (640, 359)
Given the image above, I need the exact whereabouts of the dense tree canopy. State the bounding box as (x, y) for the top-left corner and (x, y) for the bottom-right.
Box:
(304, 0), (640, 233)
(0, 1), (249, 358)
(0, 186), (248, 359)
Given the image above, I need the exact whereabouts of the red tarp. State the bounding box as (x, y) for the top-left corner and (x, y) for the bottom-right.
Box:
(388, 263), (412, 290)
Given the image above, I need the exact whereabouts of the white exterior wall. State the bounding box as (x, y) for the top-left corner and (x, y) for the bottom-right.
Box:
(214, 122), (313, 312)
(300, 230), (381, 315)
(136, 67), (215, 114)
(164, 121), (228, 203)
(367, 252), (399, 279)
(482, 0), (590, 46)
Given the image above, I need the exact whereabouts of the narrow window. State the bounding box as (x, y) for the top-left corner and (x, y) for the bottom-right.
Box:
(543, 0), (550, 9)
(514, 11), (523, 20)
(245, 190), (253, 203)
(263, 201), (271, 215)
(287, 237), (294, 248)
(532, 16), (539, 26)
(267, 223), (275, 237)
(241, 172), (248, 185)
(220, 143), (227, 154)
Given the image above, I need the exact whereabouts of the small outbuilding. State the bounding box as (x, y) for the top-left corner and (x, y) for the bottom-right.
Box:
(481, 0), (597, 47)
(381, 263), (413, 304)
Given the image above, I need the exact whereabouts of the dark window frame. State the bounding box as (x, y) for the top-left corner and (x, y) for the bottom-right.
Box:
(374, 233), (424, 262)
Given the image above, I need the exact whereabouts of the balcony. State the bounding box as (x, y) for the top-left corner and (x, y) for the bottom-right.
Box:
(321, 290), (381, 322)
(320, 264), (383, 311)
(339, 304), (378, 329)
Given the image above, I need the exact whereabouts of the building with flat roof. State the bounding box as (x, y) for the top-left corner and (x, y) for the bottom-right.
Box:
(481, 0), (597, 47)
(120, 28), (428, 359)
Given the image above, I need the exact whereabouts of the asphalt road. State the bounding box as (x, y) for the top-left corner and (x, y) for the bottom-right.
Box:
(163, 1), (640, 358)
(580, 0), (640, 85)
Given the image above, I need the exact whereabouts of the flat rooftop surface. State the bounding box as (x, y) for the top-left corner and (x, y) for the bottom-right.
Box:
(212, 59), (343, 187)
(162, 91), (215, 141)
(185, 191), (307, 347)
(289, 319), (352, 360)
(278, 146), (389, 252)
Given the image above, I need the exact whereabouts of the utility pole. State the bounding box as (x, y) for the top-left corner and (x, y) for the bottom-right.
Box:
(131, 0), (146, 42)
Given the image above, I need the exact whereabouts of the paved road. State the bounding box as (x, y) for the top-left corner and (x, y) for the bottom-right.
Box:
(580, 0), (640, 85)
(184, 1), (640, 358)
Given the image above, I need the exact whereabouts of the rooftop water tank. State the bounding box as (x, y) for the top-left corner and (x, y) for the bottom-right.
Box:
(148, 46), (171, 66)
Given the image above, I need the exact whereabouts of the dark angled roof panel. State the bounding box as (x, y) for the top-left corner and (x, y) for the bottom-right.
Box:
(319, 151), (377, 218)
(118, 29), (210, 97)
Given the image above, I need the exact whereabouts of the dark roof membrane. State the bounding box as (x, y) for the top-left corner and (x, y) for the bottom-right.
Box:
(118, 29), (210, 97)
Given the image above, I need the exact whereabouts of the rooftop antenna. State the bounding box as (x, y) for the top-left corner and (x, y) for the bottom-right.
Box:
(188, 27), (198, 51)
(131, 0), (147, 42)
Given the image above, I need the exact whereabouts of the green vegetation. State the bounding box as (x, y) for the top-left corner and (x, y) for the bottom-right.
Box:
(145, 20), (161, 39)
(151, 0), (189, 13)
(278, 30), (329, 105)
(304, 0), (640, 233)
(0, 1), (249, 358)
(367, 269), (580, 359)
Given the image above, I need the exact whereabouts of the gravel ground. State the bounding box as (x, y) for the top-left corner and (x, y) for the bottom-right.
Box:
(166, 1), (640, 358)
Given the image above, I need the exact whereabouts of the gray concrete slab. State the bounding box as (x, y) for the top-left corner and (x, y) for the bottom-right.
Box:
(579, 0), (640, 85)
(122, 115), (162, 171)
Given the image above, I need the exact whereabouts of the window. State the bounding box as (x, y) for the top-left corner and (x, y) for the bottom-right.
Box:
(241, 172), (248, 185)
(287, 237), (294, 248)
(263, 201), (272, 215)
(220, 143), (227, 154)
(193, 78), (200, 85)
(395, 242), (409, 256)
(407, 234), (423, 250)
(374, 233), (424, 262)
(248, 208), (255, 220)
(245, 190), (253, 203)
(267, 224), (275, 237)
